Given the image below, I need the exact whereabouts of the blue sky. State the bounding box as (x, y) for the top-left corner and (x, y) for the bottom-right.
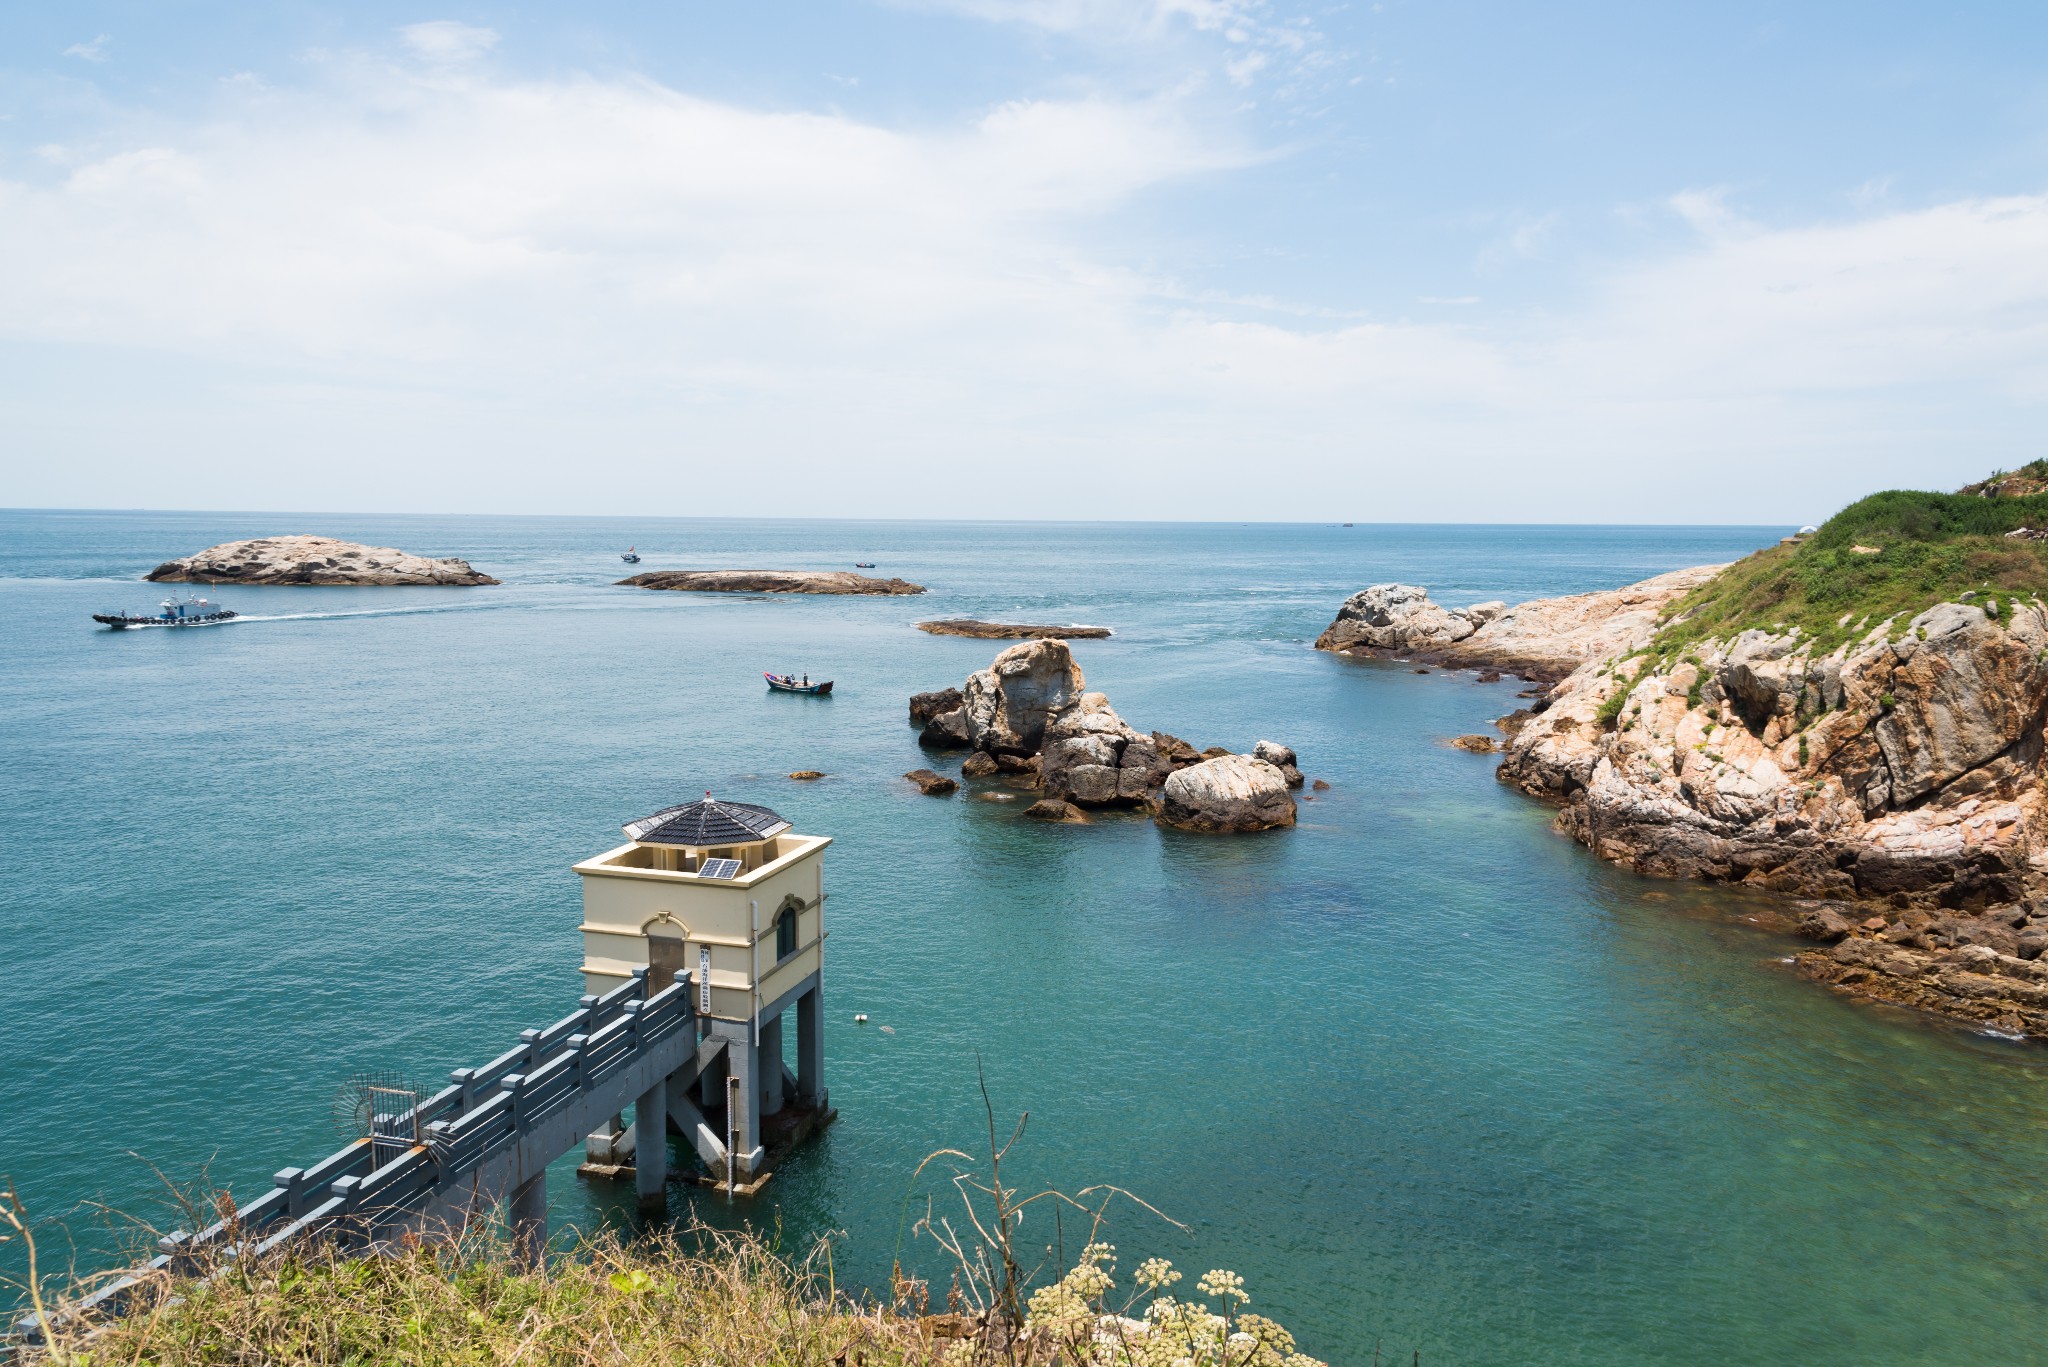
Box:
(4, 2), (2046, 521)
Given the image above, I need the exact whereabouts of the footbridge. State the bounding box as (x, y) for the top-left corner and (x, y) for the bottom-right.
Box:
(29, 962), (826, 1340)
(13, 793), (836, 1345)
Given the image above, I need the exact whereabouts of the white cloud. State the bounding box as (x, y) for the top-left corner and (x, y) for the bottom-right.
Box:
(63, 35), (110, 63)
(901, 0), (1338, 100)
(1, 56), (2045, 520)
(397, 21), (499, 64)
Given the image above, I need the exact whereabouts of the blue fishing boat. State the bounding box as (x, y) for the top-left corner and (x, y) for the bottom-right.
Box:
(93, 595), (238, 629)
(764, 671), (833, 695)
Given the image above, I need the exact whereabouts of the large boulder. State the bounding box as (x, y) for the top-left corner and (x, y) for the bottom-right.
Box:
(1315, 584), (1484, 654)
(960, 639), (1085, 755)
(1157, 755), (1297, 833)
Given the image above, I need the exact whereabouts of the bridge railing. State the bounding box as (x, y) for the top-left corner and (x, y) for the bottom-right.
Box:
(19, 969), (694, 1341)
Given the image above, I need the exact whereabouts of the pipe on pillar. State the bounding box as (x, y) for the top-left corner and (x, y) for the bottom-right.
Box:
(509, 1173), (546, 1268)
(759, 1012), (786, 1117)
(634, 1078), (668, 1215)
(796, 984), (824, 1107)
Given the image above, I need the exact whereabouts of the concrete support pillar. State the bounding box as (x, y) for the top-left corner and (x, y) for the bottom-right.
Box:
(509, 1172), (546, 1267)
(724, 1035), (764, 1178)
(634, 1079), (667, 1215)
(796, 985), (824, 1107)
(759, 1012), (786, 1117)
(699, 1048), (726, 1109)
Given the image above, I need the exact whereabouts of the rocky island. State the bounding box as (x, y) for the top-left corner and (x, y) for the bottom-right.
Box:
(1322, 465), (2048, 1034)
(145, 535), (499, 586)
(911, 638), (1301, 832)
(620, 569), (924, 595)
(917, 619), (1112, 639)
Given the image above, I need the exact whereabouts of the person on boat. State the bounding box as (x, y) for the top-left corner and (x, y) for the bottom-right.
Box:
(801, 674), (809, 686)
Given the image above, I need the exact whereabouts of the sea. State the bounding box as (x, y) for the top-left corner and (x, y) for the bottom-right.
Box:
(4, 508), (2047, 1366)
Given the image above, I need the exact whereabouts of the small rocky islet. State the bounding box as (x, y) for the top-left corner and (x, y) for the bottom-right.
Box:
(146, 535), (499, 586)
(621, 569), (924, 595)
(910, 638), (1303, 833)
(1317, 465), (2048, 1036)
(916, 619), (1112, 639)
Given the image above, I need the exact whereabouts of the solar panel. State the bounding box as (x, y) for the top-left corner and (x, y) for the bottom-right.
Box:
(696, 857), (743, 880)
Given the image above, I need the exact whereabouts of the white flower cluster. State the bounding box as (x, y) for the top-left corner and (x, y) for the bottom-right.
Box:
(1195, 1270), (1247, 1306)
(1017, 1253), (1325, 1367)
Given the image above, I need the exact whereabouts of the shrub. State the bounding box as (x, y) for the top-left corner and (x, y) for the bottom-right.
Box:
(1596, 687), (1629, 730)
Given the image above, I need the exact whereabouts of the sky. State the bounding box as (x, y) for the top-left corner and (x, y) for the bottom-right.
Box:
(3, 1), (2047, 523)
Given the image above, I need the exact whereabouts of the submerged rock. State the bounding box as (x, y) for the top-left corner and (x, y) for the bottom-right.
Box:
(904, 769), (958, 796)
(1449, 735), (1498, 754)
(1157, 755), (1296, 833)
(1022, 798), (1086, 822)
(146, 535), (498, 586)
(622, 569), (924, 595)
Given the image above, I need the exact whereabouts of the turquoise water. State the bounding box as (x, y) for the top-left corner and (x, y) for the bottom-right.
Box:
(5, 510), (2048, 1364)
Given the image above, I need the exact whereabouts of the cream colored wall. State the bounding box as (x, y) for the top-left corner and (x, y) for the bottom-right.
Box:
(574, 834), (829, 1020)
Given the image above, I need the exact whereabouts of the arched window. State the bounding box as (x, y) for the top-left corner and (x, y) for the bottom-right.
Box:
(776, 907), (799, 960)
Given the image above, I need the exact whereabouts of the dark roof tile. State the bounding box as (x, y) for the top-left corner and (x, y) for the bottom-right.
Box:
(624, 796), (791, 847)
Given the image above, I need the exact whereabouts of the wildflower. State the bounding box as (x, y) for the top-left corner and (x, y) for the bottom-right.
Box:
(1196, 1269), (1247, 1305)
(1135, 1257), (1181, 1291)
(1026, 1281), (1091, 1336)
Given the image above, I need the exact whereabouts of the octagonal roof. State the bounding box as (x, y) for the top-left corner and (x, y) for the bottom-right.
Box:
(623, 794), (791, 848)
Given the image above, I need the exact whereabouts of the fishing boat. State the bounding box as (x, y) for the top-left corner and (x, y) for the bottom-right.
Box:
(621, 546), (641, 563)
(93, 595), (238, 629)
(764, 672), (833, 695)
(854, 562), (876, 568)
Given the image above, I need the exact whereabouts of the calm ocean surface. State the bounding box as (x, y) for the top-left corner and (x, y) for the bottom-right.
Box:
(5, 509), (2047, 1364)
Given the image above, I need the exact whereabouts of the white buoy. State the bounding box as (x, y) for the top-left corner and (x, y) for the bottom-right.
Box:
(854, 1013), (869, 1024)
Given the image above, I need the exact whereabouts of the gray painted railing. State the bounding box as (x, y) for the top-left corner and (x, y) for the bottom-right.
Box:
(12, 968), (693, 1343)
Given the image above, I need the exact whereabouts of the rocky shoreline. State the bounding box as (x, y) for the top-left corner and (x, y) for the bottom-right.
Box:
(621, 570), (925, 595)
(146, 536), (499, 586)
(916, 619), (1112, 639)
(1314, 566), (1721, 681)
(1320, 567), (2048, 1036)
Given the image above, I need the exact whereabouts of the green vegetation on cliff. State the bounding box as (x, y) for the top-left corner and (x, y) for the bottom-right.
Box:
(1653, 465), (2048, 655)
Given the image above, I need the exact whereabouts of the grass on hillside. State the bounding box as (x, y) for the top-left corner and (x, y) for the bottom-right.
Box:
(40, 1225), (931, 1367)
(1651, 474), (2048, 657)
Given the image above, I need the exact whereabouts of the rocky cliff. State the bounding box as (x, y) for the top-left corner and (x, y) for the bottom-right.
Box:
(1501, 599), (2048, 908)
(146, 536), (499, 586)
